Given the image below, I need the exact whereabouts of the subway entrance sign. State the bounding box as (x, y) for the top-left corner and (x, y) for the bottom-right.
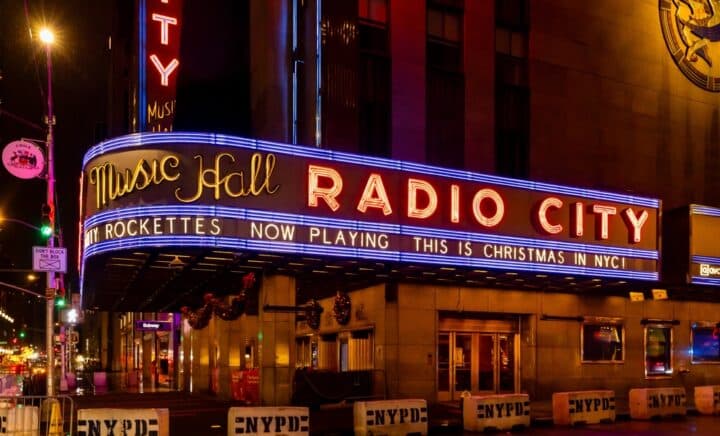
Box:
(33, 246), (67, 273)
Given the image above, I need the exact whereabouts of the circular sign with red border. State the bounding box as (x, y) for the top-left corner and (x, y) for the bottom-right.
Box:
(2, 140), (45, 179)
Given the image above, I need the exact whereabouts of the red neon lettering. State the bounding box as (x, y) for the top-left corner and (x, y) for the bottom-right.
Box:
(623, 208), (649, 243)
(592, 204), (617, 240)
(407, 179), (438, 219)
(152, 13), (178, 45)
(472, 189), (504, 227)
(537, 197), (563, 234)
(357, 174), (392, 215)
(149, 55), (179, 86)
(307, 165), (343, 211)
(572, 202), (584, 237)
(450, 184), (460, 223)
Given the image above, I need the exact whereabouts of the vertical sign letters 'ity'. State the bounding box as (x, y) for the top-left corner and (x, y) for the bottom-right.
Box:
(140, 0), (182, 132)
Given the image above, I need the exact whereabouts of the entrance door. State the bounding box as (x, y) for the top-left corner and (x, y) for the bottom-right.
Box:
(437, 331), (517, 401)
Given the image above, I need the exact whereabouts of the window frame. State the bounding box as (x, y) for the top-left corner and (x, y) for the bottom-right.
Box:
(580, 318), (625, 364)
(691, 322), (720, 364)
(644, 324), (674, 379)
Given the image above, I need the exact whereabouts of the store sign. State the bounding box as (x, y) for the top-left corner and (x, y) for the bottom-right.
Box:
(139, 0), (182, 132)
(2, 140), (45, 179)
(81, 133), (661, 280)
(134, 320), (172, 331)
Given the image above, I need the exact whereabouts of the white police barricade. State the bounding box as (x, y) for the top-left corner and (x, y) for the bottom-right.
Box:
(552, 390), (615, 425)
(694, 385), (720, 415)
(227, 407), (309, 435)
(0, 405), (39, 435)
(77, 408), (169, 436)
(462, 394), (530, 432)
(629, 387), (686, 420)
(354, 399), (428, 436)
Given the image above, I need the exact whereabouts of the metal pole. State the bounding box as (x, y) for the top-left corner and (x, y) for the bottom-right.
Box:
(44, 41), (56, 397)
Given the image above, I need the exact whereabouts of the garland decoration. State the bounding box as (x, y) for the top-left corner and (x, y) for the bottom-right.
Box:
(305, 299), (323, 330)
(181, 273), (256, 329)
(333, 291), (351, 325)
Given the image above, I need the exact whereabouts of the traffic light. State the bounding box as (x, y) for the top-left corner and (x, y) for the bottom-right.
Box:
(18, 330), (25, 339)
(40, 203), (53, 238)
(54, 295), (66, 308)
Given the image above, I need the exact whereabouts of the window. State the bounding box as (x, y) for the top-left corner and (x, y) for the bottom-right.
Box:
(359, 0), (388, 25)
(427, 5), (463, 71)
(691, 323), (720, 363)
(427, 1), (465, 169)
(495, 0), (529, 178)
(581, 322), (624, 363)
(645, 325), (673, 377)
(358, 0), (390, 157)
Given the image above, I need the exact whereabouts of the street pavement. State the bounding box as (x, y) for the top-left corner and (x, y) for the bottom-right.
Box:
(70, 390), (720, 435)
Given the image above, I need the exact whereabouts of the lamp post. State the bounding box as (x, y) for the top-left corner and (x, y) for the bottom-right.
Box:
(39, 27), (57, 397)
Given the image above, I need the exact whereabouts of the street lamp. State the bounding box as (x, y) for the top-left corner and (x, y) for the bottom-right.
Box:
(39, 26), (58, 397)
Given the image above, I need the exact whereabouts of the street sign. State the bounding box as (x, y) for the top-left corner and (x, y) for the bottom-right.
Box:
(32, 246), (67, 273)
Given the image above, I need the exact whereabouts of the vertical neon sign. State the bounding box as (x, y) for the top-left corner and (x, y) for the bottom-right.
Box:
(140, 0), (182, 132)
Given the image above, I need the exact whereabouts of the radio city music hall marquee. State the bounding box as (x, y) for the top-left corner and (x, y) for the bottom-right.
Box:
(80, 133), (660, 281)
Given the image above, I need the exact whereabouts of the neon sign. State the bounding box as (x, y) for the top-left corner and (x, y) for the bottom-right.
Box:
(139, 0), (182, 132)
(687, 205), (720, 286)
(81, 133), (661, 281)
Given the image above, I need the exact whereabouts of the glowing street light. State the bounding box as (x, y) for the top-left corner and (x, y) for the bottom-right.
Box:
(38, 28), (55, 45)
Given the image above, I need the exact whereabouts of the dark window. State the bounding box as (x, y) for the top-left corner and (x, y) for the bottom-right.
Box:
(427, 1), (464, 169)
(495, 0), (529, 178)
(359, 0), (390, 157)
(582, 323), (624, 363)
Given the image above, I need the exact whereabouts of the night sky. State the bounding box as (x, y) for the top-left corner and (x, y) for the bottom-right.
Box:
(0, 0), (110, 337)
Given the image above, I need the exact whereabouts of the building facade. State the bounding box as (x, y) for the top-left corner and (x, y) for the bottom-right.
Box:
(80, 0), (720, 405)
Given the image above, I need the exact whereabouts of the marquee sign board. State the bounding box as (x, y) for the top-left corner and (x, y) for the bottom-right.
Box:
(81, 133), (660, 281)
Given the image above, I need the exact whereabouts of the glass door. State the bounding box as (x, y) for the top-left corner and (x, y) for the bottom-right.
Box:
(437, 331), (517, 400)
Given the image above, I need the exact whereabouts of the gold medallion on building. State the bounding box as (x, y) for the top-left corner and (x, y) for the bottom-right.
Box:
(660, 0), (720, 91)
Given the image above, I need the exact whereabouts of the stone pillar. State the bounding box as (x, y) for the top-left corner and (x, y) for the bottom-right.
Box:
(258, 275), (296, 406)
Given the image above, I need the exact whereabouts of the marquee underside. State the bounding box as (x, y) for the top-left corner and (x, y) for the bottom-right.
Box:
(81, 247), (671, 313)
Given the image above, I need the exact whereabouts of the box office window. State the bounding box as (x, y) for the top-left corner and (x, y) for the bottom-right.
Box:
(645, 325), (673, 377)
(581, 323), (624, 363)
(691, 324), (720, 363)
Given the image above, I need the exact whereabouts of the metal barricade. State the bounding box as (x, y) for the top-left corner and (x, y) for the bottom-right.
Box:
(0, 395), (74, 435)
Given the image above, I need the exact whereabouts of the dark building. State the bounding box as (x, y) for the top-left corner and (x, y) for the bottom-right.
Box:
(80, 0), (720, 406)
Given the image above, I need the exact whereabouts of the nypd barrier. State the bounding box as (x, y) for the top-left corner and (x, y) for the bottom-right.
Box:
(354, 399), (428, 436)
(552, 390), (615, 425)
(77, 408), (169, 436)
(694, 385), (720, 415)
(227, 407), (310, 435)
(462, 394), (530, 432)
(629, 387), (686, 420)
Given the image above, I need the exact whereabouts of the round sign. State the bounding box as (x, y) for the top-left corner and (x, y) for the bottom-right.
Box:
(2, 140), (46, 179)
(660, 0), (720, 92)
